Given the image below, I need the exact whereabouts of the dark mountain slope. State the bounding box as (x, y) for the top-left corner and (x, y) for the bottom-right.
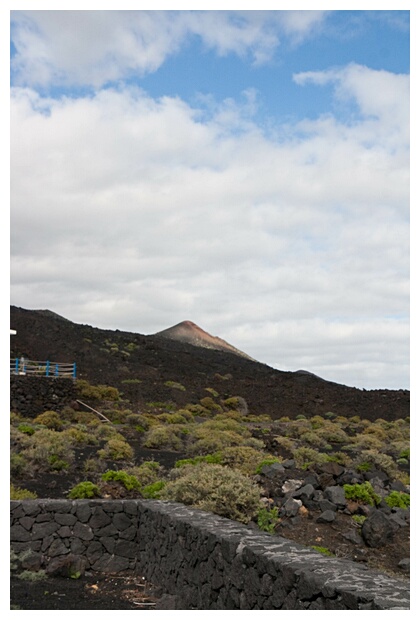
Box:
(10, 306), (409, 421)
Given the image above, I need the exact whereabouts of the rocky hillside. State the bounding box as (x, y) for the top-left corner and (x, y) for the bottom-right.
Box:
(10, 306), (409, 421)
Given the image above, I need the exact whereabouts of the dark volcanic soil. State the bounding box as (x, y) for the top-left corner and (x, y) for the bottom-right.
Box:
(10, 442), (410, 611)
(9, 306), (410, 610)
(10, 306), (409, 421)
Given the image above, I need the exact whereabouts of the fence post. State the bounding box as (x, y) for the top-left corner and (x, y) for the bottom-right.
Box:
(46, 361), (50, 377)
(73, 363), (77, 379)
(15, 358), (19, 374)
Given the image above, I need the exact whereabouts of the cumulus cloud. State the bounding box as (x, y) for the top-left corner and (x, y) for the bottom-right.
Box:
(10, 58), (409, 389)
(11, 10), (329, 88)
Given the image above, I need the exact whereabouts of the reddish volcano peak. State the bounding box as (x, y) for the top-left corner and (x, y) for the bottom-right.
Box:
(154, 321), (255, 360)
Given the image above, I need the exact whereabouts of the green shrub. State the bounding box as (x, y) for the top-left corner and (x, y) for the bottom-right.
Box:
(257, 506), (279, 533)
(255, 457), (282, 474)
(187, 429), (245, 456)
(10, 484), (37, 500)
(299, 431), (328, 449)
(222, 397), (242, 410)
(326, 452), (352, 467)
(76, 380), (120, 401)
(273, 436), (296, 453)
(17, 424), (35, 435)
(84, 458), (107, 474)
(60, 406), (77, 422)
(384, 491), (410, 509)
(22, 428), (75, 472)
(97, 437), (134, 461)
(205, 388), (219, 398)
(217, 446), (270, 475)
(127, 461), (162, 486)
(175, 454), (222, 468)
(317, 423), (348, 444)
(161, 463), (261, 524)
(63, 427), (99, 446)
(164, 381), (186, 391)
(68, 481), (101, 499)
(199, 397), (223, 412)
(348, 434), (383, 451)
(351, 514), (367, 525)
(10, 453), (28, 477)
(48, 455), (69, 470)
(157, 412), (191, 425)
(184, 403), (212, 417)
(101, 470), (141, 491)
(357, 450), (399, 479)
(141, 480), (166, 498)
(343, 482), (380, 506)
(292, 447), (329, 469)
(142, 425), (183, 451)
(356, 462), (372, 473)
(399, 448), (410, 460)
(33, 411), (63, 430)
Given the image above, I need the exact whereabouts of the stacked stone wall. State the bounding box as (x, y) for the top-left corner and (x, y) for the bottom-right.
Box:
(10, 376), (77, 417)
(10, 499), (410, 610)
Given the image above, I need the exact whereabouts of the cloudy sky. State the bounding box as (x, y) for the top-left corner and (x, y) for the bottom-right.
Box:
(9, 6), (411, 390)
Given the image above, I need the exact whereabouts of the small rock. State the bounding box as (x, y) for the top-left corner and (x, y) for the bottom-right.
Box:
(341, 529), (363, 545)
(316, 510), (336, 523)
(398, 558), (410, 572)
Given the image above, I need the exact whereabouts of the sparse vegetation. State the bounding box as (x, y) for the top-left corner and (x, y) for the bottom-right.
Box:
(101, 469), (141, 491)
(161, 463), (261, 524)
(10, 484), (37, 500)
(343, 482), (381, 506)
(68, 481), (100, 499)
(257, 506), (279, 533)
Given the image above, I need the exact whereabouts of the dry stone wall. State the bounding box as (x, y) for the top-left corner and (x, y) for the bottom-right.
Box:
(10, 376), (77, 417)
(10, 499), (410, 610)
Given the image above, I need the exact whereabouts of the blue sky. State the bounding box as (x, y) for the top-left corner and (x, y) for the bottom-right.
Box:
(8, 6), (411, 390)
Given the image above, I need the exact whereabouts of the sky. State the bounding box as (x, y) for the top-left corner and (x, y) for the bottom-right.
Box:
(7, 4), (412, 391)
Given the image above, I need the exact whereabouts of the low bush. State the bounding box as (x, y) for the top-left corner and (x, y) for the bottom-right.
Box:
(299, 431), (328, 449)
(357, 450), (400, 480)
(257, 506), (279, 533)
(126, 461), (163, 486)
(10, 484), (37, 500)
(142, 425), (184, 451)
(218, 446), (270, 475)
(199, 397), (223, 413)
(21, 428), (75, 472)
(384, 491), (410, 509)
(33, 411), (63, 431)
(292, 447), (329, 469)
(161, 463), (261, 524)
(76, 380), (120, 402)
(101, 469), (141, 491)
(343, 482), (380, 506)
(141, 480), (166, 498)
(68, 481), (101, 499)
(175, 454), (222, 468)
(157, 412), (192, 425)
(17, 424), (35, 436)
(97, 436), (134, 461)
(164, 381), (186, 391)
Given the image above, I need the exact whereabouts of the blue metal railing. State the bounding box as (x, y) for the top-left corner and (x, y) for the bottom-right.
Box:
(10, 358), (76, 379)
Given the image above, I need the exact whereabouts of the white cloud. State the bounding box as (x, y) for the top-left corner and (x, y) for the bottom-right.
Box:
(11, 10), (330, 88)
(10, 60), (409, 389)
